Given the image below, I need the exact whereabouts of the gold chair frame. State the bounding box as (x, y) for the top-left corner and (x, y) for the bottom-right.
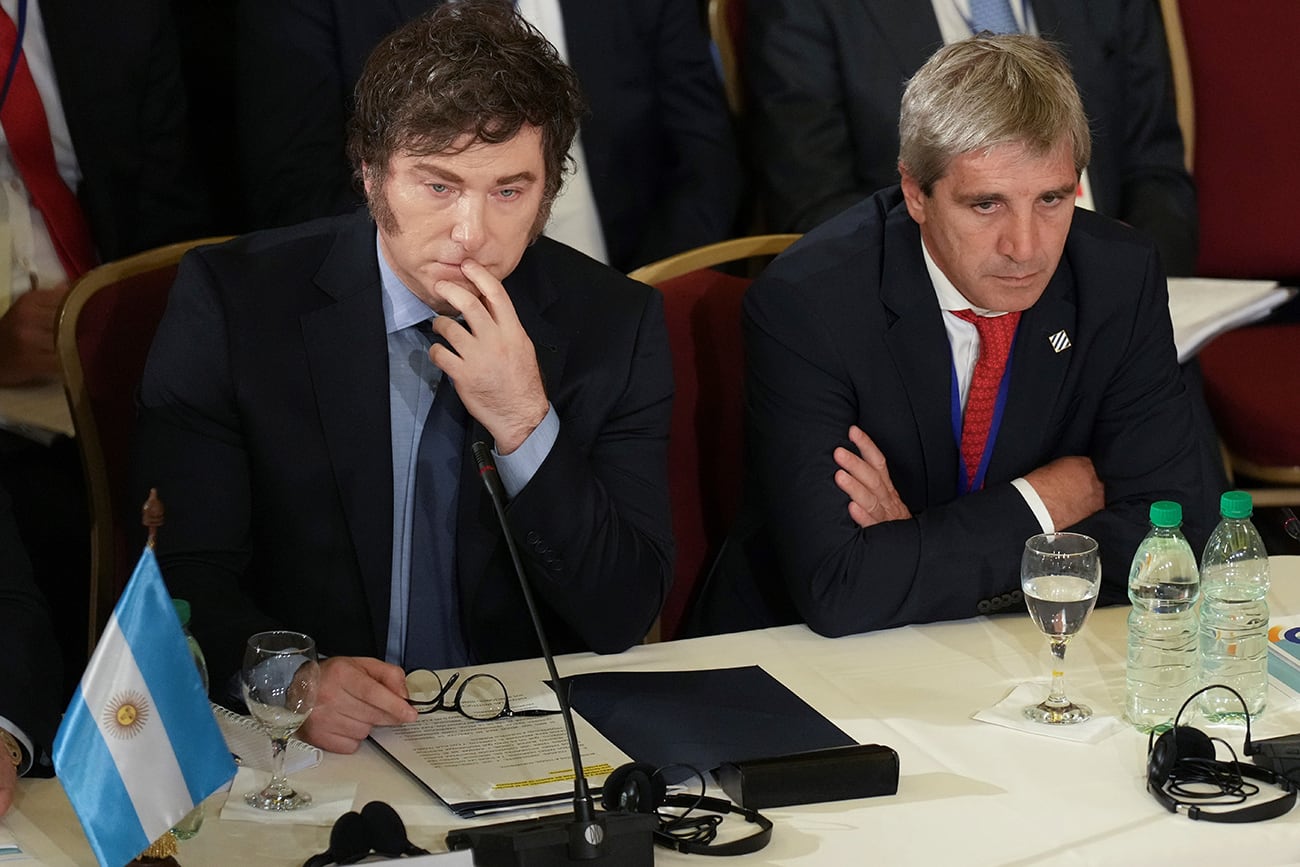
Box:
(630, 233), (799, 642)
(628, 234), (799, 285)
(56, 236), (233, 653)
(1158, 0), (1196, 171)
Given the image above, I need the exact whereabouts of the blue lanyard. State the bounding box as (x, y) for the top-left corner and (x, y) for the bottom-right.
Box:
(950, 332), (1017, 494)
(0, 0), (28, 113)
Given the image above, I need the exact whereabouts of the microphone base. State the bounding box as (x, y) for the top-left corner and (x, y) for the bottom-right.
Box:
(446, 810), (656, 867)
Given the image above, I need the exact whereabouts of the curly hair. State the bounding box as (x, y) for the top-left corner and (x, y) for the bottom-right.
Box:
(347, 0), (585, 226)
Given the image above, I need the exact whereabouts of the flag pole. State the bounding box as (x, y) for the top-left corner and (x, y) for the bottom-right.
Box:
(128, 488), (180, 867)
(142, 487), (164, 550)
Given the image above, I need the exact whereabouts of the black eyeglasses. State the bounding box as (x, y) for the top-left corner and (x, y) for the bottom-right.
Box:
(404, 670), (562, 722)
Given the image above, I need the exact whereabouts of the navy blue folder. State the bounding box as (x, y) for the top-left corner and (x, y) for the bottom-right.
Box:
(564, 665), (856, 783)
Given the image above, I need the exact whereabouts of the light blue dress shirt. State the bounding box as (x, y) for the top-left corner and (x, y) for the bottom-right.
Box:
(377, 238), (559, 666)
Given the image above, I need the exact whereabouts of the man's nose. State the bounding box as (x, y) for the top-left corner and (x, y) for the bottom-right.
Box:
(998, 210), (1038, 262)
(451, 196), (486, 252)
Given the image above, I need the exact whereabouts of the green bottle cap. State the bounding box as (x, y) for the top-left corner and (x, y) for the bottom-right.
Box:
(171, 598), (192, 627)
(1219, 490), (1253, 520)
(1149, 500), (1182, 528)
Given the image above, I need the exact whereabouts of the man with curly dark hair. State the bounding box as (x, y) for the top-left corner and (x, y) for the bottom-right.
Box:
(235, 0), (740, 272)
(133, 1), (673, 753)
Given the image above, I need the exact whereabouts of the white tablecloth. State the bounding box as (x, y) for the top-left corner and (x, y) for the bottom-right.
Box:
(14, 557), (1300, 865)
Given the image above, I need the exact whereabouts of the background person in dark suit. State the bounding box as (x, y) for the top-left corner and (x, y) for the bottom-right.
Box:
(0, 0), (210, 384)
(692, 34), (1216, 639)
(0, 479), (62, 816)
(0, 0), (211, 699)
(746, 0), (1198, 276)
(133, 2), (673, 754)
(234, 0), (741, 272)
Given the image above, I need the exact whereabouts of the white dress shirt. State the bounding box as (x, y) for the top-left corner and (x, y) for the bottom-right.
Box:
(514, 0), (609, 265)
(0, 0), (81, 313)
(921, 237), (1055, 532)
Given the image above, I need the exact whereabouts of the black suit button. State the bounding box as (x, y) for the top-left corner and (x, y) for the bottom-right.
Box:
(999, 593), (1014, 608)
(977, 600), (991, 615)
(1010, 589), (1024, 604)
(526, 531), (541, 545)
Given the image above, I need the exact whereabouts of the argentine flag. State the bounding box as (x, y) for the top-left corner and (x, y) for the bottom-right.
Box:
(53, 549), (237, 867)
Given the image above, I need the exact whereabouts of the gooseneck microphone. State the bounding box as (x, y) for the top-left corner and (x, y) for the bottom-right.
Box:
(444, 443), (655, 866)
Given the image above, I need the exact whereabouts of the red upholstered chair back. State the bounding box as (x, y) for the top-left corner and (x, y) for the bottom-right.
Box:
(1179, 0), (1300, 279)
(56, 237), (233, 653)
(629, 234), (799, 640)
(1175, 2), (1300, 504)
(658, 269), (748, 639)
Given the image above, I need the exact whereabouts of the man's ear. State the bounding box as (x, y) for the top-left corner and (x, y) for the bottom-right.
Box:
(898, 163), (927, 225)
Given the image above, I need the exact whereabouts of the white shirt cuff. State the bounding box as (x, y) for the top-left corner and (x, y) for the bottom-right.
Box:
(494, 404), (559, 498)
(0, 715), (34, 776)
(1012, 477), (1056, 533)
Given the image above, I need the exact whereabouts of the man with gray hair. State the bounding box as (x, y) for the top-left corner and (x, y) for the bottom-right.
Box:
(693, 34), (1216, 637)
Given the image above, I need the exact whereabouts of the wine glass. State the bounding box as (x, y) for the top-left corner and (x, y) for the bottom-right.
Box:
(241, 630), (319, 810)
(1020, 533), (1101, 724)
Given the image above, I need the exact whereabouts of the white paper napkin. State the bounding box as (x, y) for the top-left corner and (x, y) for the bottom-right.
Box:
(219, 767), (357, 826)
(972, 683), (1124, 744)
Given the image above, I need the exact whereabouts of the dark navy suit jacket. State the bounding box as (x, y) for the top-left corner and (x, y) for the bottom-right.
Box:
(0, 481), (61, 776)
(42, 0), (211, 259)
(694, 188), (1216, 638)
(133, 210), (673, 690)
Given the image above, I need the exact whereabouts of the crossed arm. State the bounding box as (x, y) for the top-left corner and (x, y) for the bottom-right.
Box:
(835, 423), (1104, 532)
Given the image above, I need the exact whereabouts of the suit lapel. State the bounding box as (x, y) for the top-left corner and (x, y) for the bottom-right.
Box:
(301, 211), (395, 654)
(880, 206), (961, 505)
(454, 242), (567, 643)
(989, 257), (1076, 481)
(1028, 0), (1064, 36)
(860, 0), (944, 76)
(504, 243), (567, 400)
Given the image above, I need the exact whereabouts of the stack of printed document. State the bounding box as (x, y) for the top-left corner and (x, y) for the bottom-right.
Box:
(369, 680), (630, 819)
(1167, 277), (1293, 363)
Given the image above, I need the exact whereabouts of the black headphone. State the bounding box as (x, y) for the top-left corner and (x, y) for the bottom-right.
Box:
(302, 801), (430, 866)
(1146, 685), (1297, 822)
(599, 762), (773, 856)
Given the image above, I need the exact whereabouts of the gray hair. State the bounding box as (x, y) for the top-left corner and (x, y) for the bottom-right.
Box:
(899, 34), (1091, 194)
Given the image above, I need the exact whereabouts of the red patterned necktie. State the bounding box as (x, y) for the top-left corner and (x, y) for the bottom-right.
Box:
(0, 9), (96, 279)
(952, 308), (1021, 489)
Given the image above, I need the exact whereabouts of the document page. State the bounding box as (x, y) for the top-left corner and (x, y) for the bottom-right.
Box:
(0, 382), (74, 444)
(1167, 277), (1294, 362)
(369, 682), (630, 818)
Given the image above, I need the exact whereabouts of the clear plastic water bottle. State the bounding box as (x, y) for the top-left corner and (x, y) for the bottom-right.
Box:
(1199, 490), (1270, 718)
(171, 598), (209, 840)
(1125, 500), (1200, 732)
